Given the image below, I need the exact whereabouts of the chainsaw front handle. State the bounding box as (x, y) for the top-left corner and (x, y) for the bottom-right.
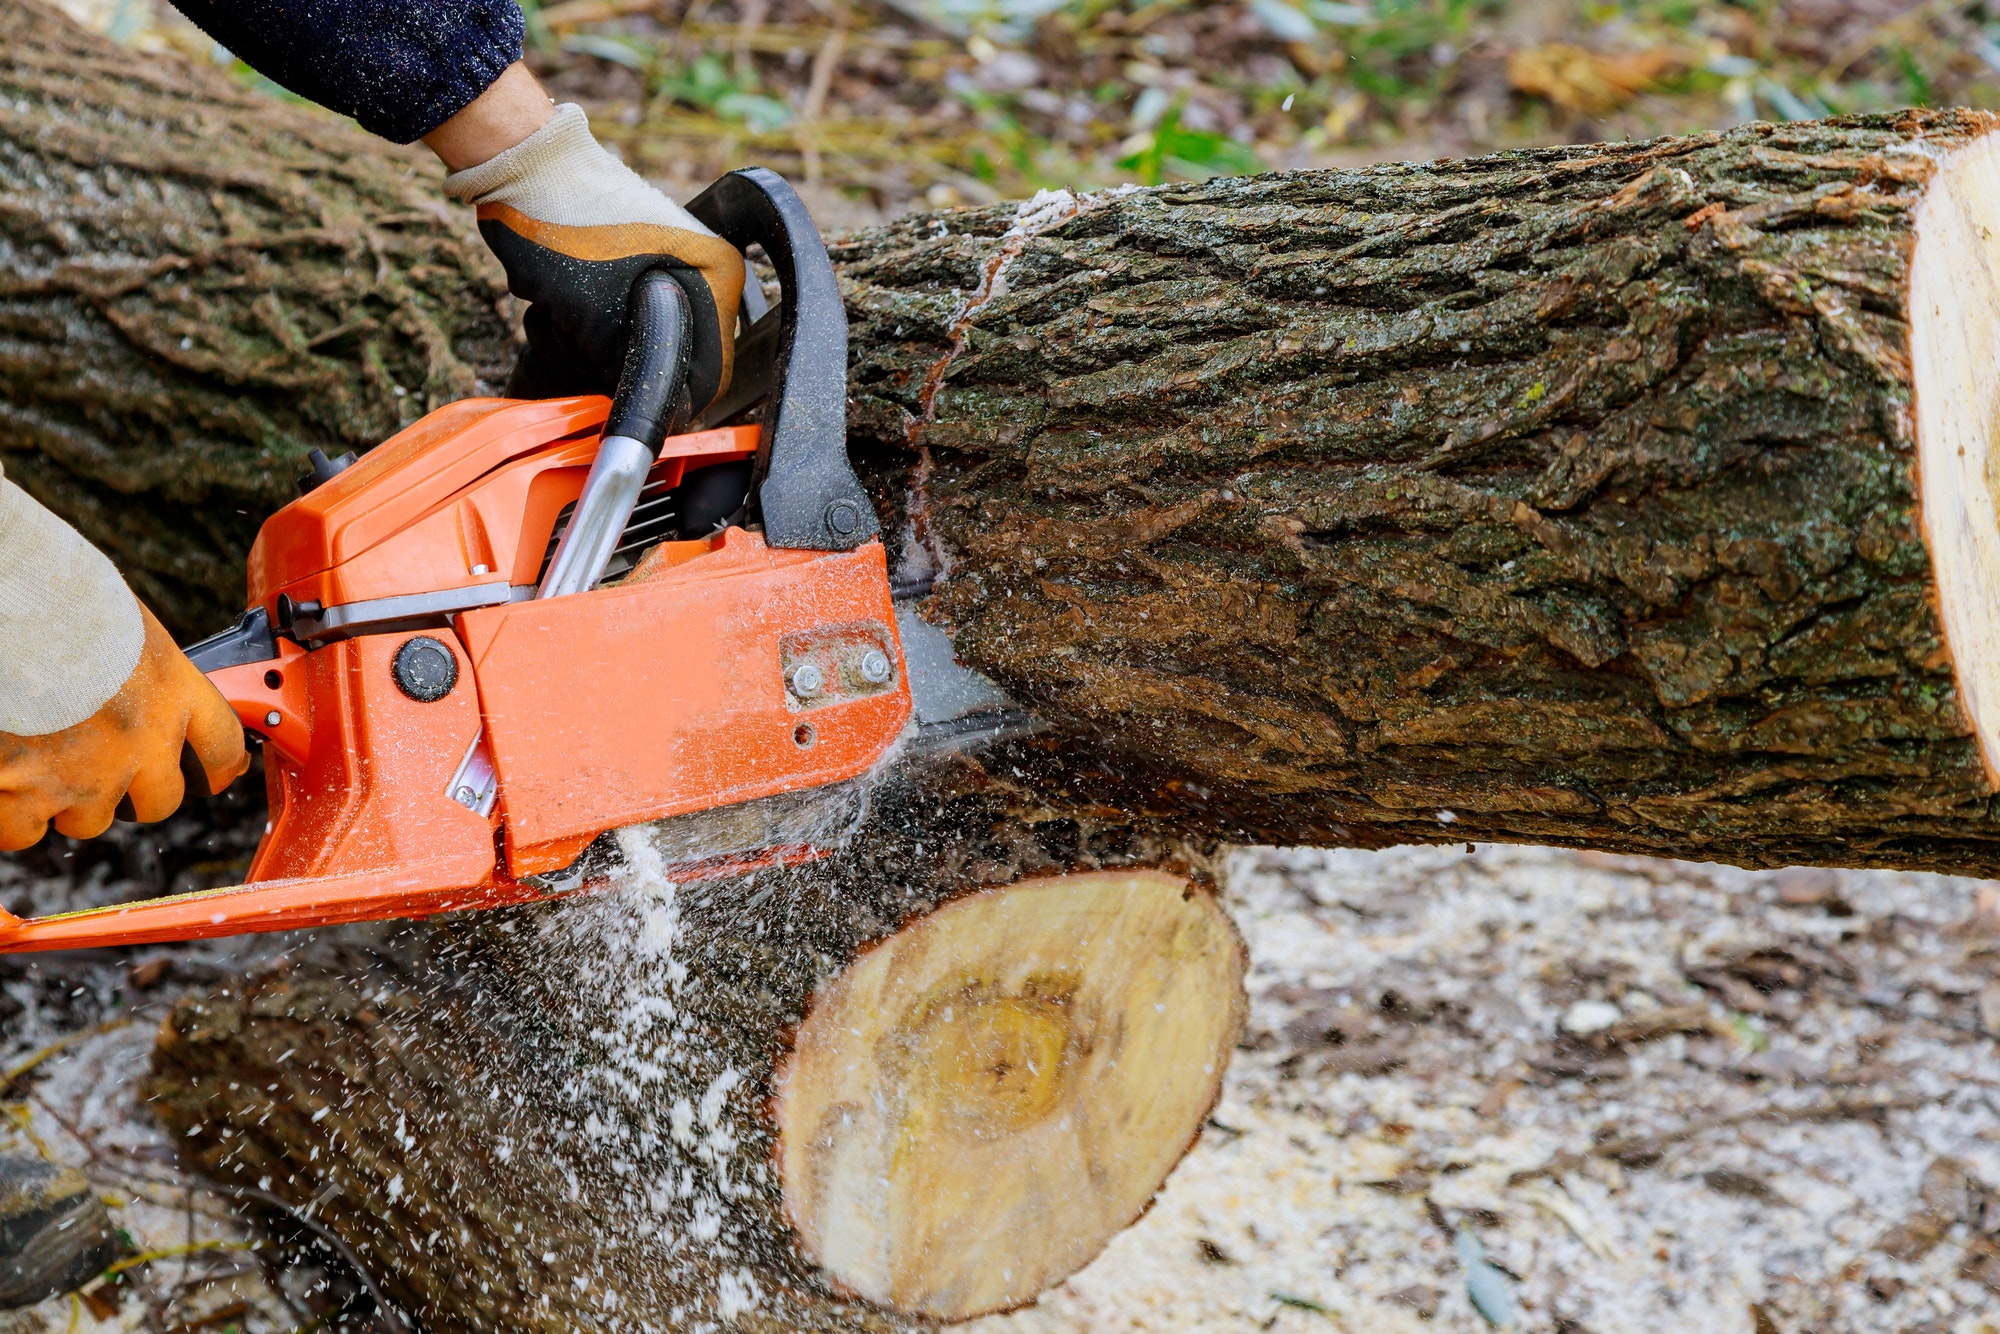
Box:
(687, 167), (877, 552)
(604, 268), (696, 448)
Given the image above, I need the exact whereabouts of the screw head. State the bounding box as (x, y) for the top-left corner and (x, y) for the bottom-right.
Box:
(824, 499), (861, 538)
(392, 636), (459, 703)
(859, 649), (892, 683)
(264, 710), (282, 728)
(790, 663), (825, 697)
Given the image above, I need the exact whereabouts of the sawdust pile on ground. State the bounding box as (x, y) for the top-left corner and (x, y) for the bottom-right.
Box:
(0, 920), (372, 1334)
(0, 842), (1998, 1332)
(976, 845), (2000, 1334)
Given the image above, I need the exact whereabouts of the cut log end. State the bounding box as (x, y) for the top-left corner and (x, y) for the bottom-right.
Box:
(1915, 126), (2000, 787)
(773, 869), (1246, 1321)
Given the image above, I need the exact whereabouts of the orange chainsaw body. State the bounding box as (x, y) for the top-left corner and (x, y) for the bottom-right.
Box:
(0, 395), (911, 951)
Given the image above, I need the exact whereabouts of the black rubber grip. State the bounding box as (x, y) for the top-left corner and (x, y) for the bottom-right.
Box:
(604, 268), (693, 451)
(686, 167), (877, 551)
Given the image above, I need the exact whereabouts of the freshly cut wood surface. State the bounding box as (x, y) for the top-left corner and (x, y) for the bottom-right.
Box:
(777, 869), (1245, 1320)
(1912, 132), (2000, 786)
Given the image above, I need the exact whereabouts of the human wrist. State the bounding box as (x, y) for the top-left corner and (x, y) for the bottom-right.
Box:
(422, 61), (555, 173)
(442, 103), (715, 236)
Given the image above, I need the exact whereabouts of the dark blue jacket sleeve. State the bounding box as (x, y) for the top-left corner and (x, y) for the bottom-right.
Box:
(167, 0), (526, 143)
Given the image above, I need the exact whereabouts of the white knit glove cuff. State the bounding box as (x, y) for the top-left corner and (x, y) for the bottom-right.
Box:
(0, 471), (143, 736)
(442, 104), (716, 235)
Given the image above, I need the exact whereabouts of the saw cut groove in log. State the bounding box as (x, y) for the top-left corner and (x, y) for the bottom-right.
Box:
(149, 775), (1245, 1331)
(776, 869), (1244, 1320)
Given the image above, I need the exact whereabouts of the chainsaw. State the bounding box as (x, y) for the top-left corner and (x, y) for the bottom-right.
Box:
(0, 169), (1024, 952)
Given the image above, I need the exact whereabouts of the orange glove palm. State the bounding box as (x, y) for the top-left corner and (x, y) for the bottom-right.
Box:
(0, 605), (249, 851)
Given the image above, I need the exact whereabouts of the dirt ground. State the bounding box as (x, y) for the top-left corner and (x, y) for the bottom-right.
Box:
(979, 844), (2000, 1334)
(0, 920), (379, 1334)
(0, 840), (1997, 1333)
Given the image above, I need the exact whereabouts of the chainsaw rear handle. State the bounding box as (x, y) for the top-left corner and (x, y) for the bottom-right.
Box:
(538, 270), (694, 599)
(687, 167), (877, 552)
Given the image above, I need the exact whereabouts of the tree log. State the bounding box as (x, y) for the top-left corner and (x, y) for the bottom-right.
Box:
(10, 1), (2000, 872)
(0, 0), (513, 633)
(146, 774), (1244, 1330)
(855, 123), (2000, 874)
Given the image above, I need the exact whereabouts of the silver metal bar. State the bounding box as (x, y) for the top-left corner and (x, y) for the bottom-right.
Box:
(292, 582), (514, 645)
(894, 599), (1014, 726)
(891, 597), (1041, 757)
(740, 274), (771, 325)
(445, 732), (499, 817)
(537, 434), (656, 599)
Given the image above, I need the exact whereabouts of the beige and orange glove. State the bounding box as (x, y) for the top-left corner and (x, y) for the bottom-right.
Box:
(445, 104), (746, 409)
(0, 471), (248, 852)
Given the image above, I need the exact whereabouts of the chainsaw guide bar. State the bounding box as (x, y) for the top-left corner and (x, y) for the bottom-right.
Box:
(0, 169), (1029, 952)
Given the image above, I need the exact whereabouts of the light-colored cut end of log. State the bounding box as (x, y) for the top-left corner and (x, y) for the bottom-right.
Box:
(772, 869), (1246, 1322)
(1915, 129), (2000, 784)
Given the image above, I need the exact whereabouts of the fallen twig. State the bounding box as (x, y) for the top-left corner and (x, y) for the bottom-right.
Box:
(1591, 1091), (1935, 1167)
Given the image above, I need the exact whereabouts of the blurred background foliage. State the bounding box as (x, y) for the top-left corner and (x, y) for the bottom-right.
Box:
(54, 0), (2000, 222)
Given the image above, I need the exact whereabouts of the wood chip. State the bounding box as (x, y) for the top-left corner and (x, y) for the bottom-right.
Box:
(1701, 1169), (1788, 1206)
(1478, 1067), (1527, 1120)
(1978, 980), (2000, 1036)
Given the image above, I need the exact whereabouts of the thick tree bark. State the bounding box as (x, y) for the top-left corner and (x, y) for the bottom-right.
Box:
(849, 129), (2000, 874)
(0, 0), (514, 633)
(10, 0), (2000, 873)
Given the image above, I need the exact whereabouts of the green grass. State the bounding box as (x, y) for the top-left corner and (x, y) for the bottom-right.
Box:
(554, 0), (2000, 200)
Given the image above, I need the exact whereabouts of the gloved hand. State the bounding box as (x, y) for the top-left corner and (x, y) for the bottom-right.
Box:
(0, 474), (248, 852)
(445, 104), (746, 410)
(0, 605), (249, 851)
